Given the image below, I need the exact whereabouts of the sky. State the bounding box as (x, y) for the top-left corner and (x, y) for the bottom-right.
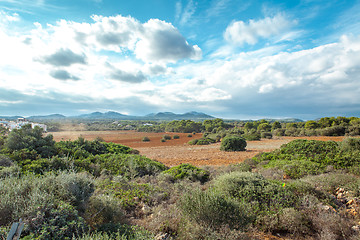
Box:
(0, 0), (360, 120)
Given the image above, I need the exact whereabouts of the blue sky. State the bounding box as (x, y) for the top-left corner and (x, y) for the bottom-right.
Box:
(0, 0), (360, 119)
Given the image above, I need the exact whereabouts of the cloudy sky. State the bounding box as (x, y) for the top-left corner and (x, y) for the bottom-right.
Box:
(0, 0), (360, 119)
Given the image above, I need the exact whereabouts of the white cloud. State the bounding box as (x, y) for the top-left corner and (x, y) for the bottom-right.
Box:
(175, 0), (196, 26)
(224, 14), (296, 45)
(135, 19), (201, 62)
(1, 9), (360, 118)
(0, 10), (19, 24)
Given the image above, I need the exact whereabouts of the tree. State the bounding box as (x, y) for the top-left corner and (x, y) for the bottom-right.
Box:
(220, 136), (247, 152)
(5, 124), (56, 158)
(304, 121), (319, 130)
(271, 121), (282, 131)
(257, 123), (271, 132)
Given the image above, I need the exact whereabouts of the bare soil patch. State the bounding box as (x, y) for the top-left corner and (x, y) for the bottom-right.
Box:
(49, 131), (350, 167)
(50, 130), (203, 148)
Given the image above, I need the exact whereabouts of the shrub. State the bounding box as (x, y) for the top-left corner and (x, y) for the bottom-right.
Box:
(142, 137), (150, 142)
(160, 138), (166, 142)
(173, 135), (180, 139)
(187, 134), (193, 137)
(180, 189), (253, 230)
(242, 132), (261, 141)
(75, 224), (154, 240)
(273, 128), (285, 136)
(162, 134), (171, 140)
(260, 132), (272, 139)
(23, 201), (88, 240)
(212, 172), (296, 213)
(94, 154), (167, 178)
(84, 193), (125, 229)
(188, 139), (198, 145)
(220, 136), (246, 151)
(161, 164), (209, 183)
(195, 137), (216, 145)
(320, 126), (346, 136)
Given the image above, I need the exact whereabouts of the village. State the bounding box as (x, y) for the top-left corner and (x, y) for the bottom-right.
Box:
(0, 118), (47, 132)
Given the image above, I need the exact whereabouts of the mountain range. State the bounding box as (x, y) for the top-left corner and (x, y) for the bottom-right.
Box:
(0, 111), (215, 121)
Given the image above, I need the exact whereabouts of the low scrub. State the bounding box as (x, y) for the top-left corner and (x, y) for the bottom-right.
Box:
(142, 136), (150, 142)
(188, 137), (215, 145)
(220, 136), (246, 151)
(254, 139), (360, 178)
(211, 172), (296, 213)
(161, 163), (209, 183)
(180, 189), (253, 230)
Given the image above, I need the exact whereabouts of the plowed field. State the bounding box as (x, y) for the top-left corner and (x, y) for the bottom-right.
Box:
(49, 131), (349, 167)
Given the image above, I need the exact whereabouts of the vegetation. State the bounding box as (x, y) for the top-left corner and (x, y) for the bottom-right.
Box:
(142, 136), (150, 142)
(220, 136), (247, 151)
(1, 119), (360, 239)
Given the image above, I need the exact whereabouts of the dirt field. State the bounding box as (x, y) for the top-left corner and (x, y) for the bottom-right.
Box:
(49, 130), (349, 167)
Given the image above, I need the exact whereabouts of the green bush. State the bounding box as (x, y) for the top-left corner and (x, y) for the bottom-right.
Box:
(93, 154), (167, 178)
(180, 189), (253, 230)
(187, 134), (193, 137)
(220, 136), (246, 151)
(255, 139), (360, 173)
(161, 163), (209, 183)
(75, 224), (154, 240)
(84, 193), (125, 229)
(160, 138), (166, 142)
(212, 172), (296, 213)
(242, 132), (261, 141)
(142, 137), (150, 142)
(23, 201), (88, 240)
(173, 135), (180, 139)
(188, 139), (198, 145)
(260, 132), (272, 139)
(162, 134), (171, 140)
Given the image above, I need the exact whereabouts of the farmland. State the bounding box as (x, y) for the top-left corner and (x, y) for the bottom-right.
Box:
(49, 130), (347, 166)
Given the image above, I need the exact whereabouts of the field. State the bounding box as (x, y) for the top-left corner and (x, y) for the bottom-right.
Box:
(49, 130), (347, 166)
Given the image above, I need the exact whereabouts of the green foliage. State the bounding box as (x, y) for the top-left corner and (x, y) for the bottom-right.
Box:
(5, 125), (56, 158)
(212, 172), (296, 213)
(242, 131), (261, 141)
(304, 120), (319, 129)
(173, 135), (180, 139)
(93, 153), (167, 178)
(97, 178), (163, 210)
(56, 138), (133, 159)
(75, 224), (154, 240)
(180, 189), (253, 230)
(255, 139), (360, 178)
(165, 120), (202, 133)
(188, 137), (215, 145)
(142, 136), (150, 142)
(84, 193), (125, 228)
(260, 132), (272, 139)
(187, 134), (193, 137)
(162, 163), (209, 183)
(162, 134), (171, 140)
(23, 201), (88, 240)
(0, 172), (93, 238)
(160, 138), (166, 142)
(188, 139), (198, 145)
(220, 136), (246, 151)
(257, 123), (271, 132)
(202, 118), (229, 133)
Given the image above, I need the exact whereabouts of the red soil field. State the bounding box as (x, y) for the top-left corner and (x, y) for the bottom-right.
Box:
(49, 131), (350, 167)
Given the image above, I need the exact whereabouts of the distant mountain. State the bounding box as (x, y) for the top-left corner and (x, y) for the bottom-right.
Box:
(146, 111), (214, 120)
(0, 116), (24, 120)
(77, 111), (132, 119)
(28, 114), (66, 120)
(1, 111), (215, 121)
